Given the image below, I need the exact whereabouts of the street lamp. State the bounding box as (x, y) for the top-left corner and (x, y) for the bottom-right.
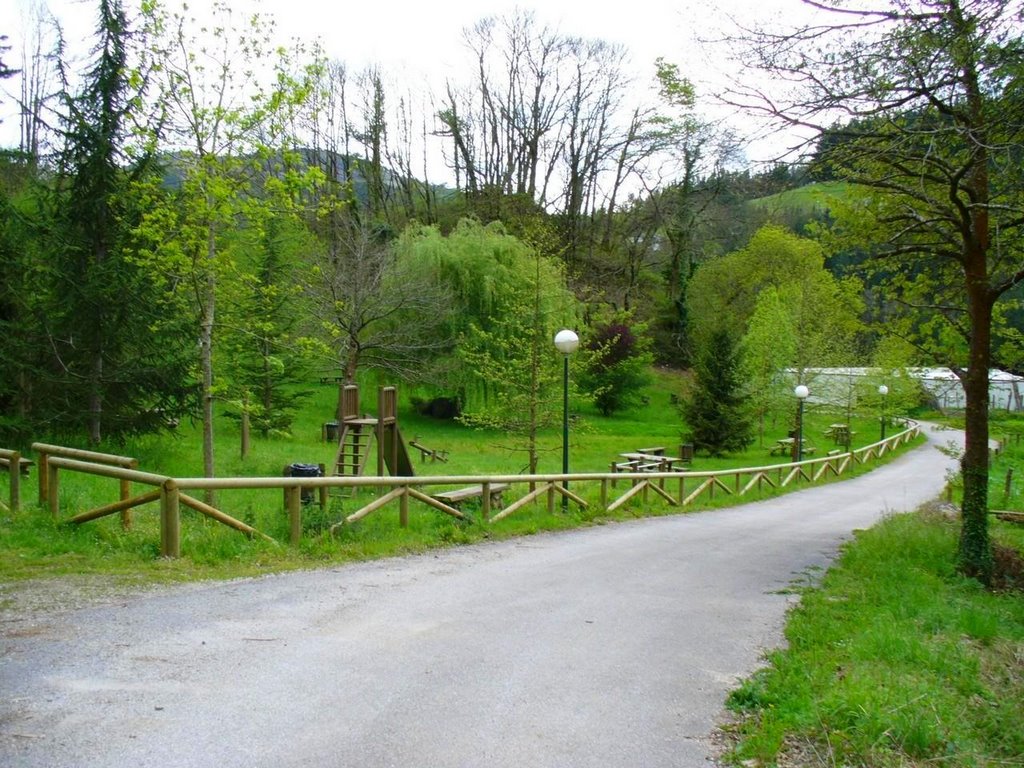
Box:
(554, 329), (580, 509)
(878, 384), (889, 441)
(794, 384), (809, 462)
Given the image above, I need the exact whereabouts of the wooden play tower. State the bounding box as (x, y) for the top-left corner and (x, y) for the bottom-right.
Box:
(332, 385), (414, 483)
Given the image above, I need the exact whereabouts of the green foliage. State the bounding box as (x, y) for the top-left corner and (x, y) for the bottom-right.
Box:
(681, 328), (753, 456)
(398, 218), (577, 395)
(0, 1), (194, 444)
(688, 225), (864, 368)
(727, 510), (1024, 767)
(218, 216), (316, 436)
(578, 314), (654, 417)
(0, 34), (16, 82)
(747, 0), (1024, 581)
(740, 286), (797, 445)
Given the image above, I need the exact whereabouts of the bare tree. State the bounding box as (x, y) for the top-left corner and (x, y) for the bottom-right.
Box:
(8, 4), (60, 162)
(305, 222), (451, 420)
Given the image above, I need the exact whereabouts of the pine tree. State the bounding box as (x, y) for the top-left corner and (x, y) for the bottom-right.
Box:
(682, 329), (752, 457)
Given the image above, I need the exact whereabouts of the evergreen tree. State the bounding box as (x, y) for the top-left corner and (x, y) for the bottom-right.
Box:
(39, 0), (192, 442)
(682, 328), (752, 457)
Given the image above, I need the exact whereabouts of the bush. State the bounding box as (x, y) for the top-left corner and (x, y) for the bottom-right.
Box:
(580, 318), (653, 417)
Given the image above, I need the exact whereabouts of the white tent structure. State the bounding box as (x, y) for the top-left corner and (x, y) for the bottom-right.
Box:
(791, 367), (1024, 413)
(913, 367), (1023, 412)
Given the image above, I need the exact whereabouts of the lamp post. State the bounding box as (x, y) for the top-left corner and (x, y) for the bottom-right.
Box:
(878, 384), (889, 441)
(553, 329), (579, 510)
(794, 384), (809, 462)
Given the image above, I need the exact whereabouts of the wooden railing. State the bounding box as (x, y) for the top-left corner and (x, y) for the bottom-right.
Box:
(12, 421), (921, 559)
(0, 448), (26, 513)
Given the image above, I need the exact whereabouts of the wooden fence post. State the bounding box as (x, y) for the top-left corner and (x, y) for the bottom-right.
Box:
(47, 461), (59, 519)
(160, 479), (180, 559)
(120, 459), (137, 530)
(399, 485), (409, 528)
(318, 463), (328, 511)
(7, 450), (20, 513)
(1005, 468), (1014, 504)
(481, 482), (491, 522)
(38, 450), (49, 506)
(285, 486), (302, 545)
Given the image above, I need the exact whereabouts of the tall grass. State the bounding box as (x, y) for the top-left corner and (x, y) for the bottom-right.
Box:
(725, 509), (1024, 767)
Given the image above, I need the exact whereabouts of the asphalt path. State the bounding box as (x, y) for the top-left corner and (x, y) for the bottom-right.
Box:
(1, 424), (961, 768)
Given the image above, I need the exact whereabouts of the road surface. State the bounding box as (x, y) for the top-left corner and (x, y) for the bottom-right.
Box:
(0, 425), (960, 767)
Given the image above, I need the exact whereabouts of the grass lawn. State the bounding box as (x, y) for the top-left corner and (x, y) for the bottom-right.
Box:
(724, 508), (1024, 768)
(0, 368), (913, 582)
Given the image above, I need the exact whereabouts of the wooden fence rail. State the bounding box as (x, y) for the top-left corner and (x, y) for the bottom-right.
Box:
(23, 421), (922, 559)
(0, 448), (24, 513)
(32, 442), (140, 529)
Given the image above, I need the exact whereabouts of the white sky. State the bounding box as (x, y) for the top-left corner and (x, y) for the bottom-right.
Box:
(0, 0), (807, 166)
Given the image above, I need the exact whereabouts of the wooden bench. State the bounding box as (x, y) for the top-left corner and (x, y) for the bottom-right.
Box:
(0, 457), (33, 475)
(611, 459), (639, 472)
(432, 483), (509, 509)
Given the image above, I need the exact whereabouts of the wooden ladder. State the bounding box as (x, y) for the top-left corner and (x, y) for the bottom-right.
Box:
(331, 418), (376, 496)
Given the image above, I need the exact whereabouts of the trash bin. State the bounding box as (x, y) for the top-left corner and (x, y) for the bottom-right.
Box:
(679, 443), (694, 463)
(323, 421), (339, 442)
(286, 462), (323, 504)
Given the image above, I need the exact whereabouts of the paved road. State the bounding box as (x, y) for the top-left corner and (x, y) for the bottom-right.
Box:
(1, 425), (960, 768)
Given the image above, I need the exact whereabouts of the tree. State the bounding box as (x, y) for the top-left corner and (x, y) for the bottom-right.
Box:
(646, 58), (738, 364)
(398, 219), (576, 474)
(578, 315), (653, 417)
(218, 215), (314, 438)
(40, 0), (191, 443)
(12, 6), (59, 163)
(141, 0), (313, 490)
(682, 328), (753, 457)
(725, 0), (1024, 582)
(0, 34), (18, 84)
(306, 220), (452, 420)
(688, 225), (863, 366)
(740, 286), (798, 446)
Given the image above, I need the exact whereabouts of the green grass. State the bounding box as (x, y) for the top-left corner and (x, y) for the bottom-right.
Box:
(0, 370), (918, 584)
(724, 509), (1024, 767)
(750, 181), (854, 216)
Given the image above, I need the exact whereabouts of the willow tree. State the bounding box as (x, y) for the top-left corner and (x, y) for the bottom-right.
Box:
(397, 219), (577, 474)
(726, 0), (1024, 582)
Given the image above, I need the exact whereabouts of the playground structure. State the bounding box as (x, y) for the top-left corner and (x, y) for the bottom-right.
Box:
(331, 385), (415, 486)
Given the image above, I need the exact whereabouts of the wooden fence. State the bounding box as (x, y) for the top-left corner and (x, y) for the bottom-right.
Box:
(9, 421), (922, 559)
(0, 448), (26, 513)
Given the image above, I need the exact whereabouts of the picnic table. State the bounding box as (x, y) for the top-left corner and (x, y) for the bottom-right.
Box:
(432, 483), (509, 509)
(617, 452), (686, 471)
(824, 424), (855, 445)
(770, 438), (815, 457)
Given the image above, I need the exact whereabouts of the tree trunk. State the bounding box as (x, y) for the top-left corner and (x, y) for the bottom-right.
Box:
(88, 353), (102, 445)
(958, 281), (993, 582)
(201, 227), (217, 506)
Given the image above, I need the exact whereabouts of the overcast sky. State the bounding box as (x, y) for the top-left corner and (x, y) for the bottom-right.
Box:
(0, 0), (808, 164)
